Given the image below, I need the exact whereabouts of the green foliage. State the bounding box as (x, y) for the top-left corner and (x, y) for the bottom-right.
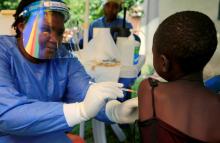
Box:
(0, 0), (20, 10)
(142, 64), (155, 76)
(124, 0), (144, 9)
(64, 0), (104, 28)
(72, 120), (140, 143)
(0, 0), (144, 28)
(131, 76), (145, 98)
(89, 0), (103, 21)
(64, 0), (144, 28)
(64, 0), (86, 28)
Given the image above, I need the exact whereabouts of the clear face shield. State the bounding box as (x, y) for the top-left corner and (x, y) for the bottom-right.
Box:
(20, 0), (73, 60)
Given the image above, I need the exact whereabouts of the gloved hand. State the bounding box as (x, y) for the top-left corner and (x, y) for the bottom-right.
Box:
(106, 97), (138, 124)
(64, 82), (124, 127)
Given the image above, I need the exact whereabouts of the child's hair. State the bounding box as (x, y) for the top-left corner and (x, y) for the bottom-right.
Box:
(153, 11), (217, 74)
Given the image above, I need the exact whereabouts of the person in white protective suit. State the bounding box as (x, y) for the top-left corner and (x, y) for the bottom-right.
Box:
(0, 0), (138, 143)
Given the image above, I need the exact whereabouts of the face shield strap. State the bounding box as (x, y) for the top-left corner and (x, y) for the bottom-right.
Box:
(19, 1), (70, 22)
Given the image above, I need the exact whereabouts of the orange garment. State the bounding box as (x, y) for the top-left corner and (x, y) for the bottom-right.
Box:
(66, 133), (85, 143)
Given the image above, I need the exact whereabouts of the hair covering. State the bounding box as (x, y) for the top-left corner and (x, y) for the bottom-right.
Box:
(102, 0), (124, 6)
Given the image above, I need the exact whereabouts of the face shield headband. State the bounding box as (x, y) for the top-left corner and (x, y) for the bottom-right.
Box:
(19, 1), (73, 60)
(19, 1), (70, 22)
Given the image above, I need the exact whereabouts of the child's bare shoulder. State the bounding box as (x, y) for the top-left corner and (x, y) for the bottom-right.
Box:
(138, 78), (159, 98)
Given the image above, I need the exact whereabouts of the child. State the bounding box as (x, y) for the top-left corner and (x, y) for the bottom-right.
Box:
(138, 11), (220, 143)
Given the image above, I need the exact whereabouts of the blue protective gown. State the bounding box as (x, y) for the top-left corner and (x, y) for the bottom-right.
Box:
(0, 35), (109, 143)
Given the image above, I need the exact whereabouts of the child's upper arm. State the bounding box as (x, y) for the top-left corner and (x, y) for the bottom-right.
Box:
(138, 78), (153, 121)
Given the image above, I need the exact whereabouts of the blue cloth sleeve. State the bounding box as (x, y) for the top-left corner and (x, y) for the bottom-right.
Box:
(95, 105), (113, 124)
(126, 21), (133, 29)
(0, 48), (70, 136)
(205, 75), (220, 94)
(88, 23), (94, 42)
(63, 58), (91, 103)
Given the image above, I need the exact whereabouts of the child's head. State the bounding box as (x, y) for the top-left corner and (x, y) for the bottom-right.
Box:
(152, 11), (217, 81)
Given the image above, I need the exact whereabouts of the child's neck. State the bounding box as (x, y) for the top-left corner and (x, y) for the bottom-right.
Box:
(177, 72), (203, 83)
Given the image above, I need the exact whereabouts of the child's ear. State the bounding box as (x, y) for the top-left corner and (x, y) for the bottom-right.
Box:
(160, 54), (170, 72)
(17, 22), (25, 33)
